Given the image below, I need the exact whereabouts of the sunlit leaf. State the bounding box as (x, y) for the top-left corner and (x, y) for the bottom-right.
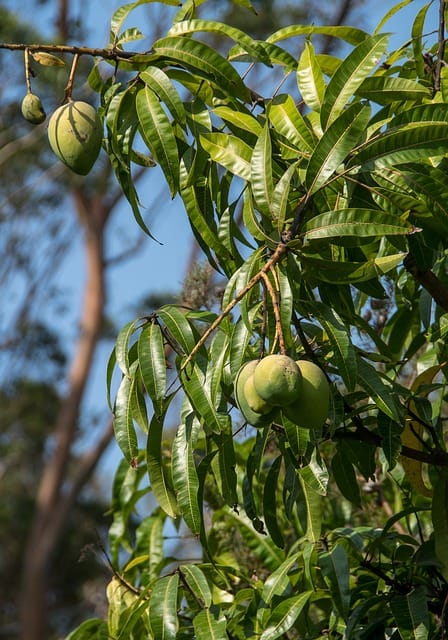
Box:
(149, 574), (179, 640)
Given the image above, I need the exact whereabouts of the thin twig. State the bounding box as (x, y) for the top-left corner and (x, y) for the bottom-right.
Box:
(261, 268), (286, 355)
(180, 242), (290, 372)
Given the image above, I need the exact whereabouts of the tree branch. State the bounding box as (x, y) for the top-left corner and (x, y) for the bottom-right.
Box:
(403, 252), (448, 313)
(0, 41), (146, 61)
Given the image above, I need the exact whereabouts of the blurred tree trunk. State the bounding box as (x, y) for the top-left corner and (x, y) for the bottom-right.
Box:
(19, 189), (111, 640)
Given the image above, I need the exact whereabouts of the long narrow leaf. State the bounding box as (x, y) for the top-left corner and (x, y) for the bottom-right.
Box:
(149, 574), (179, 640)
(306, 102), (371, 194)
(138, 321), (167, 414)
(172, 422), (202, 536)
(136, 86), (180, 195)
(113, 364), (139, 466)
(154, 36), (250, 100)
(146, 407), (178, 518)
(320, 34), (389, 128)
(259, 592), (312, 640)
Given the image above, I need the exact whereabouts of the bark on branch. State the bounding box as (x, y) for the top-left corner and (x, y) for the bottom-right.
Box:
(403, 252), (448, 313)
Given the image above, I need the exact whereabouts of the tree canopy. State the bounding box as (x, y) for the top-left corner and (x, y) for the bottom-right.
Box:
(5, 0), (448, 638)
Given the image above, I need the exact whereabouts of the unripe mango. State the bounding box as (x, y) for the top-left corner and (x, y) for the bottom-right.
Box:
(244, 374), (272, 414)
(253, 354), (302, 406)
(21, 93), (46, 125)
(234, 360), (275, 427)
(283, 360), (330, 430)
(47, 101), (102, 175)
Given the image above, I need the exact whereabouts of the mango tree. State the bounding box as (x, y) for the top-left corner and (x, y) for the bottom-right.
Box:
(6, 0), (448, 637)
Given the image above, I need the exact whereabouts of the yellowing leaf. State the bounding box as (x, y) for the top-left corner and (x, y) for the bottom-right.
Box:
(31, 51), (66, 67)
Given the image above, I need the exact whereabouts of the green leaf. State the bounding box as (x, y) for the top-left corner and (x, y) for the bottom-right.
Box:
(301, 301), (357, 392)
(171, 421), (201, 536)
(272, 162), (299, 234)
(299, 252), (404, 284)
(181, 362), (228, 435)
(138, 321), (167, 414)
(140, 66), (186, 125)
(193, 606), (227, 639)
(302, 208), (414, 243)
(306, 102), (371, 194)
(109, 0), (180, 40)
(356, 355), (403, 423)
(259, 592), (312, 640)
(200, 132), (252, 180)
(136, 86), (180, 195)
(153, 36), (250, 101)
(251, 122), (274, 217)
(211, 428), (238, 507)
(65, 619), (108, 640)
(115, 319), (139, 376)
(146, 407), (178, 519)
(149, 574), (179, 640)
(331, 448), (361, 507)
(269, 94), (315, 154)
(297, 40), (325, 112)
(180, 564), (212, 608)
(267, 24), (369, 47)
(213, 105), (262, 137)
(263, 456), (284, 548)
(351, 104), (448, 171)
(297, 469), (322, 543)
(167, 19), (271, 66)
(356, 76), (430, 104)
(157, 305), (199, 355)
(318, 544), (351, 619)
(389, 586), (430, 640)
(320, 34), (389, 129)
(113, 365), (139, 466)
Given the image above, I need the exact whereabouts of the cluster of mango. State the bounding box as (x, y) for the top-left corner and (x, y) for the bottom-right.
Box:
(234, 355), (330, 430)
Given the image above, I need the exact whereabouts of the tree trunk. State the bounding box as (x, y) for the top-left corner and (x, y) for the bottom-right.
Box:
(19, 193), (108, 640)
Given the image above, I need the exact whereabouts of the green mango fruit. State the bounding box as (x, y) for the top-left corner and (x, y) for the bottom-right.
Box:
(47, 101), (102, 175)
(253, 354), (302, 406)
(21, 93), (46, 125)
(244, 373), (272, 414)
(283, 360), (330, 430)
(234, 360), (276, 427)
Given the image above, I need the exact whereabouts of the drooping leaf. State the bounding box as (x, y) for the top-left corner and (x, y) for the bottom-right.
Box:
(153, 36), (251, 101)
(146, 406), (178, 519)
(149, 574), (179, 640)
(297, 40), (325, 112)
(113, 364), (139, 466)
(200, 132), (252, 180)
(318, 544), (351, 620)
(251, 122), (274, 217)
(389, 586), (430, 640)
(193, 606), (227, 639)
(180, 564), (212, 608)
(171, 421), (202, 536)
(138, 321), (167, 414)
(332, 447), (361, 507)
(259, 592), (312, 640)
(140, 66), (186, 125)
(136, 86), (180, 195)
(302, 208), (415, 244)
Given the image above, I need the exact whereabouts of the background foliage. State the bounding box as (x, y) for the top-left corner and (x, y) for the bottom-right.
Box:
(4, 0), (448, 638)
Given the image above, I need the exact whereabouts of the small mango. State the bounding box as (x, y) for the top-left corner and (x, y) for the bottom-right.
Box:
(47, 101), (102, 175)
(21, 93), (46, 125)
